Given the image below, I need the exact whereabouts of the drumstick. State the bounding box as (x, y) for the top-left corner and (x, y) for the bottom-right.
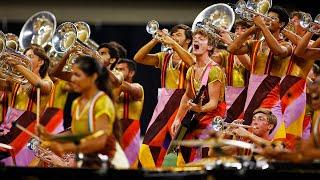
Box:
(12, 122), (44, 143)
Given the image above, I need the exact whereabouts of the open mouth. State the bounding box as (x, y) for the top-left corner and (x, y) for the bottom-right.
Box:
(193, 44), (199, 50)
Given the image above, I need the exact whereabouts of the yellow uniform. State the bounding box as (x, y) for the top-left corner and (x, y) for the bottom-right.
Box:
(186, 64), (225, 101)
(114, 84), (144, 121)
(50, 80), (69, 110)
(71, 91), (115, 135)
(219, 50), (247, 88)
(114, 84), (144, 167)
(12, 75), (54, 114)
(246, 40), (291, 77)
(156, 52), (187, 89)
(287, 54), (314, 79)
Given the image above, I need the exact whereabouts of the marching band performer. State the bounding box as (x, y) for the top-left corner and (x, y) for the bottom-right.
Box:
(0, 44), (53, 135)
(135, 24), (194, 168)
(215, 19), (252, 122)
(228, 6), (292, 142)
(45, 56), (129, 168)
(113, 59), (144, 168)
(279, 15), (320, 149)
(170, 28), (226, 164)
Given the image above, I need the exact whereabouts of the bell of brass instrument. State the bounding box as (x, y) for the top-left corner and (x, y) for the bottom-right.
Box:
(74, 21), (99, 50)
(146, 20), (159, 36)
(192, 3), (235, 48)
(192, 3), (235, 32)
(28, 138), (75, 167)
(0, 31), (32, 84)
(146, 20), (171, 52)
(52, 22), (101, 71)
(235, 0), (272, 21)
(19, 11), (56, 51)
(5, 33), (19, 51)
(300, 13), (320, 34)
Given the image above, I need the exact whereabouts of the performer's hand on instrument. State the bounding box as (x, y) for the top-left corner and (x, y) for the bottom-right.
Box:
(253, 15), (266, 29)
(311, 23), (320, 31)
(49, 141), (66, 157)
(188, 101), (202, 113)
(218, 31), (233, 45)
(232, 119), (244, 125)
(231, 127), (251, 138)
(170, 119), (180, 138)
(37, 125), (52, 140)
(5, 55), (20, 67)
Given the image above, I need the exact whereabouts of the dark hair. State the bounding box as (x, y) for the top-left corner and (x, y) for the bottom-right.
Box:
(109, 41), (127, 59)
(98, 42), (120, 70)
(117, 58), (137, 72)
(313, 63), (320, 76)
(170, 24), (192, 46)
(290, 11), (303, 20)
(253, 108), (277, 134)
(74, 56), (111, 97)
(269, 6), (290, 30)
(192, 28), (215, 56)
(234, 19), (252, 29)
(24, 44), (50, 78)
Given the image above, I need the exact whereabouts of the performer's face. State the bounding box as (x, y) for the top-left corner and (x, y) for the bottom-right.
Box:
(25, 49), (43, 73)
(115, 63), (134, 82)
(98, 47), (113, 67)
(291, 15), (301, 29)
(70, 64), (97, 93)
(192, 33), (213, 56)
(291, 15), (306, 36)
(267, 12), (281, 32)
(235, 25), (247, 37)
(251, 113), (273, 137)
(171, 29), (189, 47)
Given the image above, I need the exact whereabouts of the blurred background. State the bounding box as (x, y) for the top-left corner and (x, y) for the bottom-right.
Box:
(0, 0), (318, 134)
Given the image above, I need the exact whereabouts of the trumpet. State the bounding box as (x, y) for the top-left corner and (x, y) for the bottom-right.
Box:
(300, 13), (320, 34)
(0, 31), (32, 84)
(146, 20), (171, 52)
(28, 138), (75, 167)
(235, 0), (273, 22)
(51, 22), (102, 72)
(212, 116), (254, 133)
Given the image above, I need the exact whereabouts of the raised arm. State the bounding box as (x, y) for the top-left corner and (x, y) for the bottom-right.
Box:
(161, 33), (195, 67)
(133, 38), (160, 66)
(228, 26), (258, 55)
(294, 32), (320, 59)
(237, 54), (251, 70)
(282, 29), (301, 46)
(254, 16), (292, 57)
(49, 51), (73, 82)
(114, 82), (143, 102)
(12, 64), (52, 94)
